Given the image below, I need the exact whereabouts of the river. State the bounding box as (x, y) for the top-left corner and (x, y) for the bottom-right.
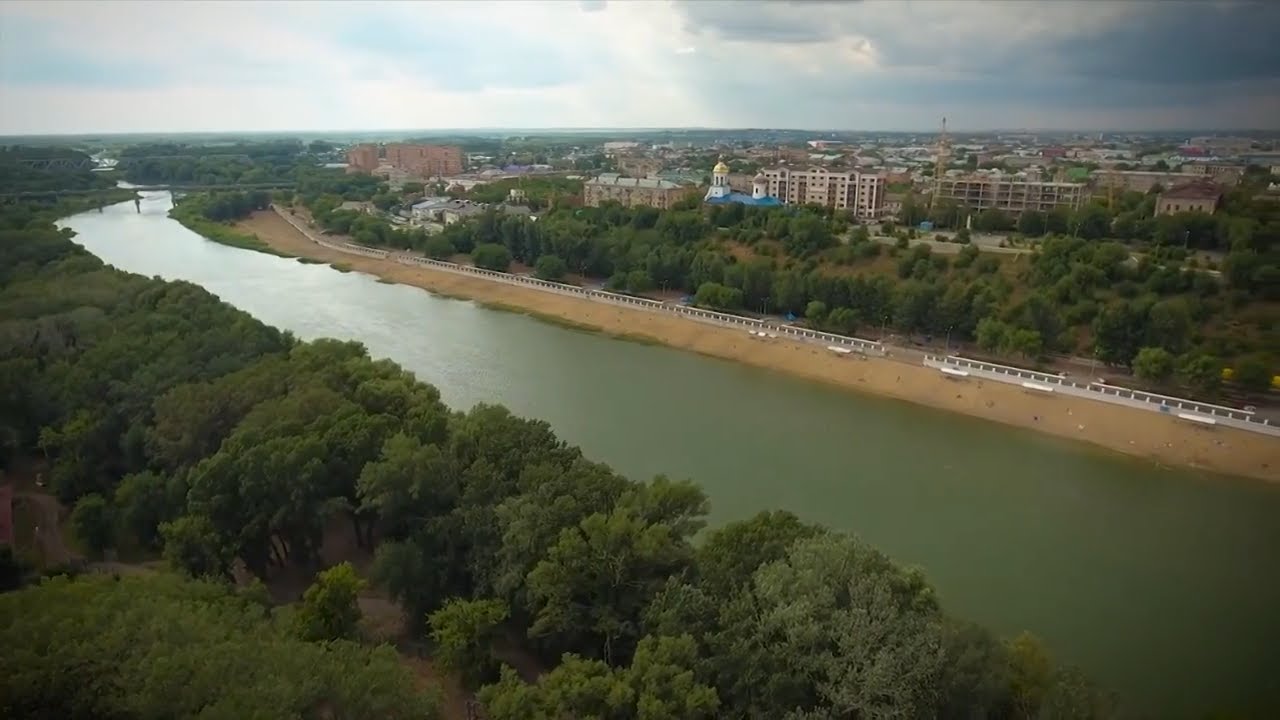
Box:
(60, 194), (1280, 717)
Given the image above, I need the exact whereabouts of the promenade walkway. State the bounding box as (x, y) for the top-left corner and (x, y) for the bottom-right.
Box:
(271, 206), (1278, 440)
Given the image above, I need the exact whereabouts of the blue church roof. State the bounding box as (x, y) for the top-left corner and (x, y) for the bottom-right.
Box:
(705, 192), (782, 207)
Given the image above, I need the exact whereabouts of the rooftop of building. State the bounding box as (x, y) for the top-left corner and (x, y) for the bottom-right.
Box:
(939, 175), (1085, 188)
(1160, 181), (1223, 201)
(762, 166), (873, 176)
(1093, 169), (1200, 176)
(705, 192), (783, 207)
(587, 173), (682, 190)
(410, 196), (453, 211)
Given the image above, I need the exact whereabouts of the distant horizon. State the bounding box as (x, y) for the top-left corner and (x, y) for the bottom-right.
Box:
(4, 126), (1279, 142)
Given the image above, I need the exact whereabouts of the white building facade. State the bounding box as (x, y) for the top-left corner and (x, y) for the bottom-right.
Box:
(760, 167), (886, 219)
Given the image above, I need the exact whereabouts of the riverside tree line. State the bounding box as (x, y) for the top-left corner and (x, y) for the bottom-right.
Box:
(296, 185), (1276, 397)
(0, 208), (1115, 718)
(128, 138), (1276, 396)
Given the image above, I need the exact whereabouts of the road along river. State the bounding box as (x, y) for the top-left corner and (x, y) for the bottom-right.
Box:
(60, 194), (1280, 717)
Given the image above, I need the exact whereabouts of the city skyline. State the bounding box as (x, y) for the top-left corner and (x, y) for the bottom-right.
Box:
(1, 0), (1278, 135)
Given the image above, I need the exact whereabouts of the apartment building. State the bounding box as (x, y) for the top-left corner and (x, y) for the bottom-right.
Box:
(1183, 162), (1245, 185)
(1091, 169), (1203, 194)
(1188, 136), (1254, 156)
(617, 156), (664, 178)
(759, 166), (886, 219)
(583, 173), (696, 209)
(384, 144), (464, 177)
(345, 144), (379, 173)
(933, 176), (1086, 214)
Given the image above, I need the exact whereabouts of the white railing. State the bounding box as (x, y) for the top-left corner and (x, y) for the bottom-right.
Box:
(923, 355), (1279, 437)
(273, 207), (887, 357)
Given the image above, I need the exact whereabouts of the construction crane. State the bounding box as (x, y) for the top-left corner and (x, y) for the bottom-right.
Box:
(930, 117), (949, 212)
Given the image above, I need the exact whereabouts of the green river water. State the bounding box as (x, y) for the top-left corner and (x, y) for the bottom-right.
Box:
(59, 195), (1280, 717)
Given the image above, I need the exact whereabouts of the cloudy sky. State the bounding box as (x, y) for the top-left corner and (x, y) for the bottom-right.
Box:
(1, 0), (1277, 134)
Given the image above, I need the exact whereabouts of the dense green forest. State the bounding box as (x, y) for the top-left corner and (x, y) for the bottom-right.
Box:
(118, 140), (310, 185)
(0, 211), (1114, 718)
(0, 147), (135, 212)
(0, 573), (436, 719)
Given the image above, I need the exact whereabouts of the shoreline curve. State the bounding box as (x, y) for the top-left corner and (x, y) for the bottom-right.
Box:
(231, 207), (1279, 484)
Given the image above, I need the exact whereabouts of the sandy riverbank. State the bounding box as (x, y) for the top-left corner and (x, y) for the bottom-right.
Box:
(234, 210), (1278, 483)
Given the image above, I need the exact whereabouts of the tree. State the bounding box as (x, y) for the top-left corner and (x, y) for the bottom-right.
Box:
(1145, 298), (1192, 353)
(805, 300), (828, 324)
(1007, 631), (1054, 717)
(694, 282), (742, 310)
(114, 471), (170, 550)
(424, 234), (455, 259)
(294, 561), (366, 642)
(695, 510), (820, 597)
(826, 306), (858, 334)
(161, 514), (234, 580)
(1177, 352), (1222, 395)
(70, 493), (113, 555)
(527, 505), (696, 665)
(534, 254), (568, 281)
(477, 635), (719, 720)
(1093, 302), (1146, 367)
(473, 243), (512, 271)
(429, 598), (509, 689)
(1018, 210), (1047, 237)
(752, 533), (947, 718)
(1233, 354), (1274, 393)
(1132, 347), (1175, 384)
(975, 317), (1010, 353)
(0, 546), (32, 592)
(1007, 328), (1044, 359)
(975, 209), (1013, 233)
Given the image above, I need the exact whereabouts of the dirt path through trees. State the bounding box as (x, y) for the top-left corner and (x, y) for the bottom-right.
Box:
(16, 491), (73, 566)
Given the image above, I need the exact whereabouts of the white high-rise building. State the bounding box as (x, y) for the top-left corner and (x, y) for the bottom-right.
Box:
(760, 167), (886, 219)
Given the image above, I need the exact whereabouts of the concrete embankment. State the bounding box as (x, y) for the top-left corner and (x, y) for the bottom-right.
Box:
(234, 209), (1279, 483)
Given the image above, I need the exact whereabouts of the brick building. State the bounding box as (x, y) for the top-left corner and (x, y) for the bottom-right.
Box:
(345, 144), (379, 174)
(384, 144), (464, 177)
(1156, 181), (1223, 216)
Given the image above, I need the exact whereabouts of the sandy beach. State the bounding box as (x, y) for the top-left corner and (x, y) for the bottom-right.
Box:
(234, 210), (1278, 483)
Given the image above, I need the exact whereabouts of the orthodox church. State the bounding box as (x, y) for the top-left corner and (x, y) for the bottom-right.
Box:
(703, 160), (782, 206)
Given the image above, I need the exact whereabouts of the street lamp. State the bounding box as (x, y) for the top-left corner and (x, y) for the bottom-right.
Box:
(945, 325), (954, 354)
